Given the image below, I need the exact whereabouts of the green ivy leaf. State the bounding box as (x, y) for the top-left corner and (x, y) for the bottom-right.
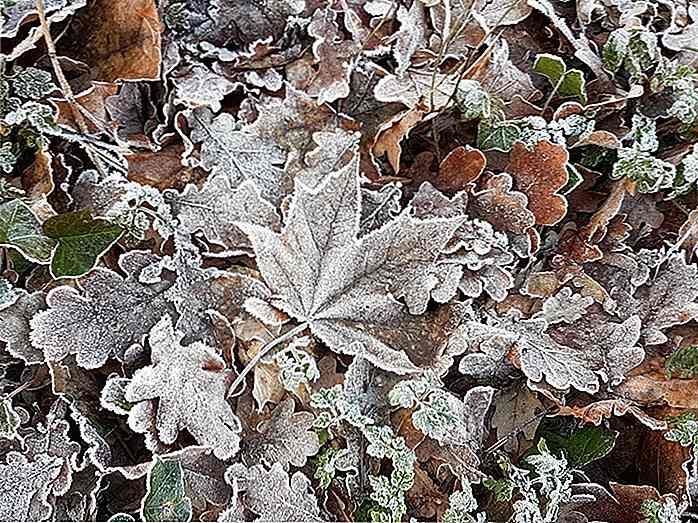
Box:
(544, 426), (617, 467)
(140, 457), (192, 522)
(43, 209), (122, 278)
(533, 54), (587, 104)
(0, 199), (55, 263)
(478, 120), (521, 152)
(107, 514), (136, 522)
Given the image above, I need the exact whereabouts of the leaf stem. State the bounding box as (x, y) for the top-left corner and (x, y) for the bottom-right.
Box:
(227, 321), (309, 398)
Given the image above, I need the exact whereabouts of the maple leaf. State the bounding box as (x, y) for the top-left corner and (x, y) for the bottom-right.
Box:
(242, 398), (320, 469)
(30, 251), (174, 369)
(238, 156), (467, 374)
(227, 462), (324, 522)
(185, 107), (286, 204)
(125, 314), (242, 460)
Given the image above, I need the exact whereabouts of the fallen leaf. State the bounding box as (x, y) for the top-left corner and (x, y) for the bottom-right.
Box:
(505, 140), (569, 226)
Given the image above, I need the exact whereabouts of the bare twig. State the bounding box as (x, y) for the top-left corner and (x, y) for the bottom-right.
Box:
(35, 0), (88, 134)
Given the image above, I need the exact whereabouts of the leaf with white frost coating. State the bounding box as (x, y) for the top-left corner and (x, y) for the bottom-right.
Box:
(239, 155), (467, 374)
(162, 237), (271, 346)
(141, 457), (192, 522)
(0, 451), (62, 521)
(185, 108), (286, 204)
(242, 398), (320, 469)
(23, 412), (81, 497)
(166, 177), (280, 255)
(227, 462), (324, 522)
(612, 251), (698, 345)
(30, 251), (174, 369)
(0, 199), (55, 263)
(125, 314), (241, 460)
(0, 289), (45, 363)
(0, 398), (21, 440)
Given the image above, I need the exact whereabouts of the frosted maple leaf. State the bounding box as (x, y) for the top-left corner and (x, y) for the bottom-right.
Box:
(238, 155), (467, 374)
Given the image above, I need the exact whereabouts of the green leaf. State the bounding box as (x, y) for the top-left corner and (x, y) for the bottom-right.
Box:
(665, 346), (698, 379)
(478, 120), (521, 152)
(140, 457), (192, 522)
(533, 54), (587, 104)
(544, 426), (617, 467)
(558, 69), (587, 104)
(43, 209), (122, 278)
(533, 54), (566, 84)
(108, 514), (136, 522)
(0, 199), (55, 263)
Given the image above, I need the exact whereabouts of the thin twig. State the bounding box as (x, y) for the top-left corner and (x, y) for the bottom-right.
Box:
(35, 0), (87, 134)
(35, 0), (111, 176)
(227, 322), (309, 398)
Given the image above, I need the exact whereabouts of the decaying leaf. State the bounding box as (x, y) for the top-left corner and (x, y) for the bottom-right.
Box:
(505, 140), (569, 226)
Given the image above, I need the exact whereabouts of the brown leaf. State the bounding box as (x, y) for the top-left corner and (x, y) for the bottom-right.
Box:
(125, 144), (198, 191)
(506, 140), (569, 226)
(679, 208), (698, 261)
(569, 482), (676, 523)
(51, 82), (119, 133)
(372, 108), (426, 173)
(470, 172), (535, 235)
(65, 0), (162, 82)
(436, 146), (486, 192)
(616, 356), (698, 409)
(405, 464), (448, 521)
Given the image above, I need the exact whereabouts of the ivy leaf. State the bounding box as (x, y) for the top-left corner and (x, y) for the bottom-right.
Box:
(30, 251), (174, 369)
(125, 314), (242, 460)
(542, 425), (618, 467)
(140, 457), (192, 522)
(227, 462), (324, 522)
(238, 156), (467, 374)
(0, 451), (62, 521)
(43, 209), (123, 279)
(533, 54), (587, 104)
(242, 398), (320, 469)
(0, 199), (55, 263)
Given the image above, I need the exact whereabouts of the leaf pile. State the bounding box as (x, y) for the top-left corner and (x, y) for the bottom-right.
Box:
(2, 0), (698, 521)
